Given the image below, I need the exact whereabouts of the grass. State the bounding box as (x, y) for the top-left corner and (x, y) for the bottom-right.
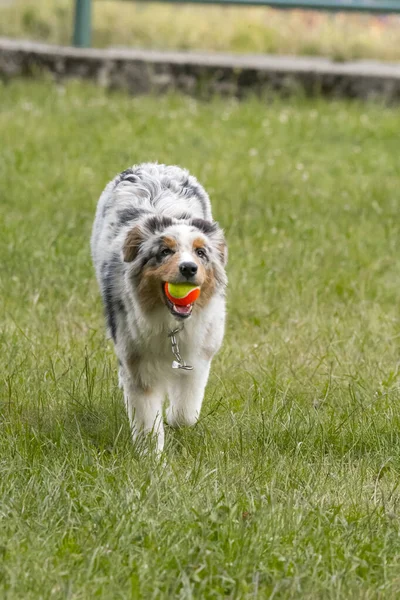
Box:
(1, 78), (400, 598)
(2, 0), (400, 61)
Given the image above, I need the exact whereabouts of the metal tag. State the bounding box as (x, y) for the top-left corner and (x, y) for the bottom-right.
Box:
(168, 326), (194, 371)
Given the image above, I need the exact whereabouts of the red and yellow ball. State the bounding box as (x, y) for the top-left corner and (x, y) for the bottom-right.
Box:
(164, 282), (201, 306)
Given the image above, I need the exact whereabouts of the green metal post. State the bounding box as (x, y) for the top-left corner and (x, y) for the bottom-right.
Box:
(73, 0), (92, 48)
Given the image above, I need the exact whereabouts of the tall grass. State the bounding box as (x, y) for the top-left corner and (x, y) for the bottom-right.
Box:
(1, 79), (400, 597)
(1, 0), (400, 60)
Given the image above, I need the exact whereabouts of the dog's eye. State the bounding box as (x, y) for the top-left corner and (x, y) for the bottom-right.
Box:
(160, 247), (173, 257)
(195, 248), (207, 259)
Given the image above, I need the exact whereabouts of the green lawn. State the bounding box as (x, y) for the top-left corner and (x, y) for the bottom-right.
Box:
(1, 79), (400, 599)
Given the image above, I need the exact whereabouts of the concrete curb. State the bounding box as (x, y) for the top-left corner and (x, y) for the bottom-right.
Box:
(1, 37), (400, 100)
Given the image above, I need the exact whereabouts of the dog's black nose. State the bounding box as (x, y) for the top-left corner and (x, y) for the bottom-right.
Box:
(179, 262), (198, 279)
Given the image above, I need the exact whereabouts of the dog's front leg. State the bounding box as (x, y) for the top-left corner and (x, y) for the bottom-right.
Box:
(166, 359), (211, 428)
(122, 373), (165, 453)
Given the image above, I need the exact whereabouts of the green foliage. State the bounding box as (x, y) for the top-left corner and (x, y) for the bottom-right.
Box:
(1, 80), (400, 598)
(1, 0), (400, 61)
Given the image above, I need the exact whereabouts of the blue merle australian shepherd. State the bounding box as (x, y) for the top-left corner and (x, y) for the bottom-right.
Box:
(91, 163), (228, 452)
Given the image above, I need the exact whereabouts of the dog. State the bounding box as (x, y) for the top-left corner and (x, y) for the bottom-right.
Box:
(91, 163), (228, 452)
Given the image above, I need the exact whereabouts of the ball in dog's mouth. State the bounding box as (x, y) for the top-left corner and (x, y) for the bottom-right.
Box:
(163, 282), (201, 319)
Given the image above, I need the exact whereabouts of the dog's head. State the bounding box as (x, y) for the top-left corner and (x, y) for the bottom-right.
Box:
(123, 215), (227, 319)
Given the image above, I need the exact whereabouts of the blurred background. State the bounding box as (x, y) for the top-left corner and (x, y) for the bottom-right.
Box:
(1, 0), (400, 61)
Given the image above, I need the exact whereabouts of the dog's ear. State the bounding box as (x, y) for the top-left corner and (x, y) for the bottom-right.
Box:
(123, 225), (144, 262)
(217, 235), (228, 267)
(191, 218), (228, 267)
(190, 218), (217, 236)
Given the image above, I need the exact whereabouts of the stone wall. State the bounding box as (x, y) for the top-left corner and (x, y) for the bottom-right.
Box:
(1, 38), (400, 100)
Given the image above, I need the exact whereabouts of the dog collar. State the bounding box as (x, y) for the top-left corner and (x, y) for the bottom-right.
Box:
(168, 325), (193, 371)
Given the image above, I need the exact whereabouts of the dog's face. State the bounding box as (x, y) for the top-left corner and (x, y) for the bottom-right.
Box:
(123, 216), (227, 319)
